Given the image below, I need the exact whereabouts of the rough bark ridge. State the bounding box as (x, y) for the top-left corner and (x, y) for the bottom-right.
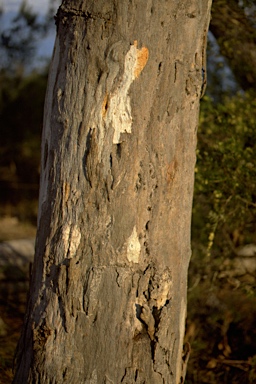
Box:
(14, 1), (212, 383)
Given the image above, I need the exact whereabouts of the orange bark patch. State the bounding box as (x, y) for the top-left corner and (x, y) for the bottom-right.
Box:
(102, 93), (108, 118)
(134, 40), (149, 78)
(167, 159), (178, 184)
(63, 182), (70, 203)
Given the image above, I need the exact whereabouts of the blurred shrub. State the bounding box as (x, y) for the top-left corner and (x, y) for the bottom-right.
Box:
(188, 92), (256, 384)
(0, 69), (48, 220)
(192, 92), (256, 261)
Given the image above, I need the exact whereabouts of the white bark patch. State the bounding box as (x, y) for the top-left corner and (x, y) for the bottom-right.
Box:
(127, 226), (141, 263)
(105, 41), (149, 144)
(62, 224), (81, 258)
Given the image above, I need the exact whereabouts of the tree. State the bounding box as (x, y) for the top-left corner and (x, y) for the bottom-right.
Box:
(0, 1), (42, 70)
(210, 0), (256, 92)
(14, 1), (212, 383)
(0, 0), (60, 72)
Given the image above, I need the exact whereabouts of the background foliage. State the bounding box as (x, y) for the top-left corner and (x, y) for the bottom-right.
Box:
(0, 69), (47, 222)
(193, 92), (256, 257)
(187, 92), (256, 383)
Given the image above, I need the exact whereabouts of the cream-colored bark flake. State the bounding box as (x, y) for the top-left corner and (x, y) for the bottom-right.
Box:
(127, 226), (141, 263)
(62, 224), (81, 258)
(69, 225), (81, 257)
(104, 41), (149, 144)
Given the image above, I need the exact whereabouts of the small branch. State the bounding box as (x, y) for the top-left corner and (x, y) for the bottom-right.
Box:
(216, 358), (252, 371)
(236, 195), (256, 208)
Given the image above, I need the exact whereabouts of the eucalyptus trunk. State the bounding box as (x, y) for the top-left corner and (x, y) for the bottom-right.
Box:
(14, 1), (212, 383)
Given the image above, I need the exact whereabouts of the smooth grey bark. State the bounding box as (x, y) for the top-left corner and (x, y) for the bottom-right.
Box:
(14, 1), (212, 383)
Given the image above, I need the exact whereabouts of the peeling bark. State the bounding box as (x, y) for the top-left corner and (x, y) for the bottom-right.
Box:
(14, 1), (212, 383)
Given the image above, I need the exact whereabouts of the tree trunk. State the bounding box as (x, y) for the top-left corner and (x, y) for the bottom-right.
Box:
(14, 1), (212, 383)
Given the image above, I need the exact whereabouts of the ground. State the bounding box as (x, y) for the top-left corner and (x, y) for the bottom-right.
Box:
(0, 217), (36, 383)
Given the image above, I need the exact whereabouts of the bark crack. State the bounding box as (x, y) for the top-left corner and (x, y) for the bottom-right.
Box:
(136, 302), (155, 341)
(135, 265), (173, 368)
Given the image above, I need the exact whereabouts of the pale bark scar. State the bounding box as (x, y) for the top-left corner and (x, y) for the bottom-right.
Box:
(102, 40), (149, 144)
(127, 226), (141, 263)
(62, 224), (81, 259)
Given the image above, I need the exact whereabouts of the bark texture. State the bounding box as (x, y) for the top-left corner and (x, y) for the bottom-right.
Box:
(14, 1), (212, 383)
